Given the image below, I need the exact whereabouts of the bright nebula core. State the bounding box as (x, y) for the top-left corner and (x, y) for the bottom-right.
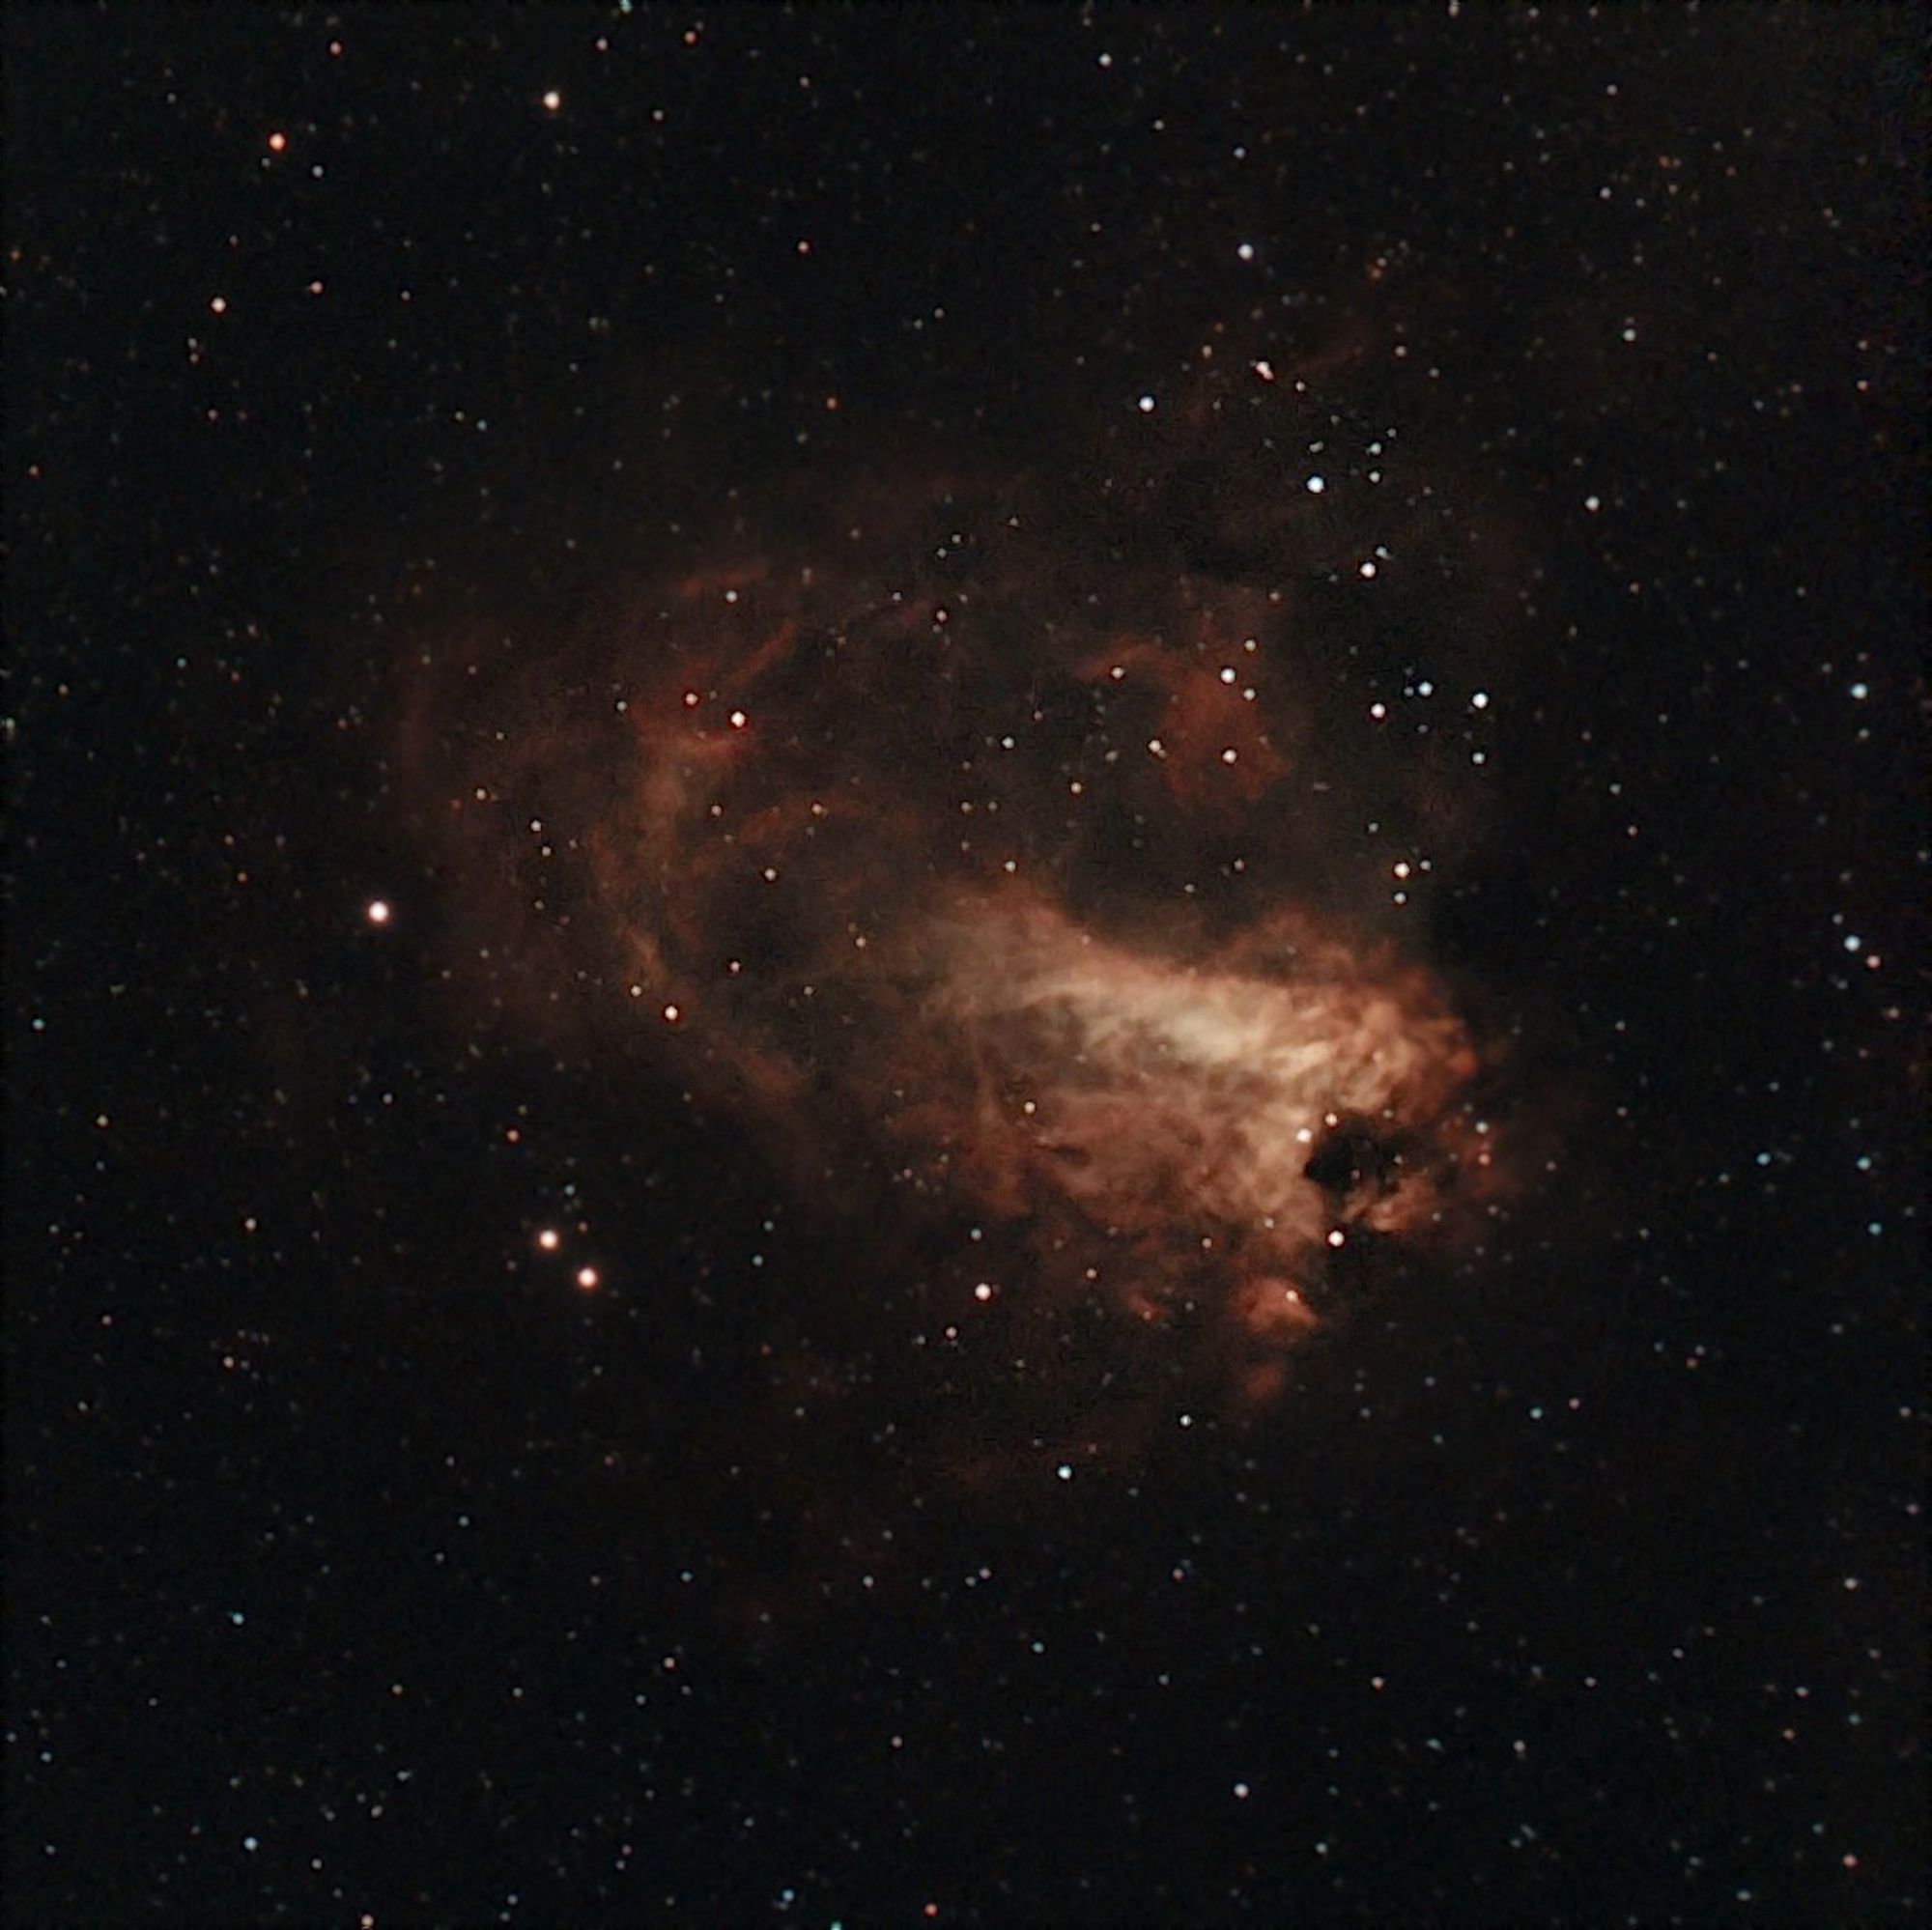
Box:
(400, 325), (1539, 1452)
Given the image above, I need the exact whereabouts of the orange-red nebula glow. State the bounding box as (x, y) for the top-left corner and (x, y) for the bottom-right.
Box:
(399, 354), (1538, 1437)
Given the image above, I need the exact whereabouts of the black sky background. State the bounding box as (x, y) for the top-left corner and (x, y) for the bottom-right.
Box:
(6, 6), (1926, 1926)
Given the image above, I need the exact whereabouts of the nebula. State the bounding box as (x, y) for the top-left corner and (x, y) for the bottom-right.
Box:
(398, 328), (1535, 1440)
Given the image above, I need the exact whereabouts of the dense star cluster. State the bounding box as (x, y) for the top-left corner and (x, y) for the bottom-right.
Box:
(6, 9), (1922, 1928)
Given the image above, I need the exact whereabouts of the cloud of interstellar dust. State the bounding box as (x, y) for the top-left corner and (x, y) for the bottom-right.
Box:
(397, 330), (1539, 1448)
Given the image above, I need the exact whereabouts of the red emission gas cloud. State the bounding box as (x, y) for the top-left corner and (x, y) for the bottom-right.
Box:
(398, 328), (1540, 1442)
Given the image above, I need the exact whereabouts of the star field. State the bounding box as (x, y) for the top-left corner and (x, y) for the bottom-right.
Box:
(5, 9), (1923, 1926)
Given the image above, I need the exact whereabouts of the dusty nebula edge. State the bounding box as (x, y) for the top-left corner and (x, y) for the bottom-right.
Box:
(396, 311), (1552, 1476)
